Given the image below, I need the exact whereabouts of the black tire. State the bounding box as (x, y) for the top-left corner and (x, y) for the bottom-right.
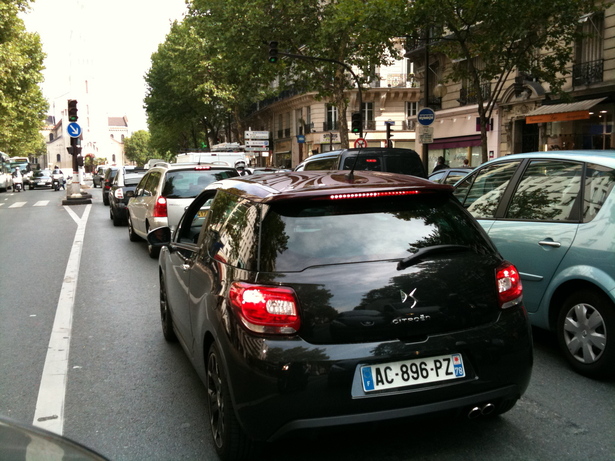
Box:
(128, 214), (140, 242)
(111, 207), (123, 226)
(556, 289), (615, 379)
(159, 275), (177, 342)
(148, 243), (160, 259)
(102, 192), (109, 206)
(207, 343), (258, 461)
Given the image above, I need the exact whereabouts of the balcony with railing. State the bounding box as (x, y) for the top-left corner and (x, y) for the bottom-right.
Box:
(572, 59), (603, 87)
(323, 121), (339, 131)
(457, 82), (491, 106)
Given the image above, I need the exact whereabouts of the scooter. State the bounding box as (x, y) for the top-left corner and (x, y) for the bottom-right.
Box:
(13, 175), (23, 192)
(51, 173), (64, 191)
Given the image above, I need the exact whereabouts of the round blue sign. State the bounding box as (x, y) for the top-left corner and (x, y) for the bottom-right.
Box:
(417, 108), (436, 126)
(67, 122), (82, 138)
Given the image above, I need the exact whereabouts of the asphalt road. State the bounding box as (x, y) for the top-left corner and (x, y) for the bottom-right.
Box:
(0, 186), (613, 461)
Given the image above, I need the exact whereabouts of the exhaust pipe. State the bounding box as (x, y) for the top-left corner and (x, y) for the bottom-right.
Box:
(481, 403), (495, 416)
(468, 403), (495, 419)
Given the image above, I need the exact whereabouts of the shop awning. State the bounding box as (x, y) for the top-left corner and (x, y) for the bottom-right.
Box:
(525, 97), (606, 124)
(430, 135), (482, 150)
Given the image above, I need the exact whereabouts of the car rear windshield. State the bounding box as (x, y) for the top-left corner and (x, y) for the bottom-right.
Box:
(260, 194), (494, 272)
(163, 169), (239, 198)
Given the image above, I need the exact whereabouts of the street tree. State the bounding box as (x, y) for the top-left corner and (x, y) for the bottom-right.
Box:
(124, 130), (153, 167)
(0, 0), (48, 156)
(403, 0), (606, 163)
(187, 0), (408, 148)
(145, 20), (236, 155)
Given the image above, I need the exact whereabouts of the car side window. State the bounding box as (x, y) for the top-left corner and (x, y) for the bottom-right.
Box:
(506, 160), (583, 222)
(177, 193), (216, 244)
(135, 174), (148, 196)
(583, 163), (615, 222)
(303, 156), (338, 170)
(455, 161), (520, 218)
(144, 171), (161, 196)
(203, 190), (259, 269)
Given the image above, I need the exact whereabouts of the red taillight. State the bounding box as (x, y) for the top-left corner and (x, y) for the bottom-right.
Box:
(496, 261), (523, 309)
(229, 282), (300, 334)
(153, 196), (167, 217)
(195, 166), (211, 170)
(365, 158), (377, 163)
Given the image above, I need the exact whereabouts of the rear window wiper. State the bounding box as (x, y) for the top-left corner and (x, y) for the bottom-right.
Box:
(397, 245), (471, 271)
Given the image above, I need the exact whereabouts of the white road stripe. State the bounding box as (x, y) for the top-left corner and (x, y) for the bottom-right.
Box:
(8, 202), (26, 208)
(33, 201), (50, 207)
(32, 204), (91, 435)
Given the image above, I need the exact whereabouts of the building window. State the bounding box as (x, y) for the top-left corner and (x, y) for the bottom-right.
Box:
(306, 106), (312, 133)
(121, 134), (125, 141)
(362, 102), (374, 130)
(296, 108), (303, 135)
(325, 104), (338, 131)
(285, 112), (291, 138)
(458, 57), (490, 106)
(49, 133), (54, 142)
(56, 154), (61, 162)
(112, 154), (116, 162)
(573, 13), (604, 87)
(110, 134), (114, 139)
(277, 114), (283, 139)
(406, 101), (418, 117)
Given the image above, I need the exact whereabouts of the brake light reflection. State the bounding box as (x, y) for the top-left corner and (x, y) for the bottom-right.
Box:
(330, 190), (422, 200)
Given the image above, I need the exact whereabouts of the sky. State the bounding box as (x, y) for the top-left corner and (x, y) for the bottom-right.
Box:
(21, 0), (188, 132)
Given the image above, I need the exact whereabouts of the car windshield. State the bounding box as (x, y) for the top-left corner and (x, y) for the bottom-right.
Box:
(260, 194), (493, 272)
(163, 169), (239, 198)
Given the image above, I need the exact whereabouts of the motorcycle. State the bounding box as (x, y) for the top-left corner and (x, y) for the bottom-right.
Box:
(51, 173), (64, 191)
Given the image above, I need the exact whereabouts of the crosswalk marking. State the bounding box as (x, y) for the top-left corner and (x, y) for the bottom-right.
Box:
(33, 201), (50, 207)
(9, 202), (26, 208)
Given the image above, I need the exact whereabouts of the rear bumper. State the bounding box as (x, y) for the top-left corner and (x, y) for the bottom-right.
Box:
(219, 306), (533, 442)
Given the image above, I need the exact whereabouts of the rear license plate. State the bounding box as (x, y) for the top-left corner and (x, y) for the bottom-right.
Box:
(361, 353), (465, 392)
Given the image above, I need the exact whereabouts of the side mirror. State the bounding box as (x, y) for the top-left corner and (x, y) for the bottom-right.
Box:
(147, 226), (172, 247)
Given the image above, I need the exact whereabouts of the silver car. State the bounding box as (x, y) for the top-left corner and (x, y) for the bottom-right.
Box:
(126, 162), (239, 258)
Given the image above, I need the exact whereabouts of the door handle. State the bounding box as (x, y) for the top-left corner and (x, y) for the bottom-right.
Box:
(538, 240), (561, 248)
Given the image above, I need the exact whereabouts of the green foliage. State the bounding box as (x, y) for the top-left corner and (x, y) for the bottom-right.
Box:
(0, 0), (48, 157)
(403, 0), (606, 162)
(124, 130), (153, 167)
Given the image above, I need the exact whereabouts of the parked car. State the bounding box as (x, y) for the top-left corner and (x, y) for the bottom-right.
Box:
(453, 150), (615, 378)
(29, 169), (52, 189)
(429, 167), (473, 184)
(147, 170), (533, 460)
(127, 163), (239, 258)
(92, 166), (107, 188)
(109, 170), (147, 226)
(294, 148), (427, 178)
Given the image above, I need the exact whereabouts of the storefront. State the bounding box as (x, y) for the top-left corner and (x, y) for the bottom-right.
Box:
(426, 134), (483, 170)
(524, 97), (613, 150)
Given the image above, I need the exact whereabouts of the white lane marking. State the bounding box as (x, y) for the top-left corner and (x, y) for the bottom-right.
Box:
(32, 204), (91, 435)
(33, 201), (50, 207)
(9, 202), (26, 208)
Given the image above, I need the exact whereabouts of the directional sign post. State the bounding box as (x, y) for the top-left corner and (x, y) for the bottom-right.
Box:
(67, 122), (82, 138)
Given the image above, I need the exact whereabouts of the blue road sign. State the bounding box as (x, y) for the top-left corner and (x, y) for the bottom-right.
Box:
(67, 122), (82, 138)
(417, 108), (436, 126)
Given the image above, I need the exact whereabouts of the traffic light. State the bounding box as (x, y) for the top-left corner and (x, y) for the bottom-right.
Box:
(385, 121), (394, 148)
(268, 41), (278, 63)
(351, 112), (362, 133)
(68, 99), (78, 121)
(77, 155), (84, 167)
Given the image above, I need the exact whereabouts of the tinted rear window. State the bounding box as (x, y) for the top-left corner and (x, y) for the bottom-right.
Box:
(163, 169), (239, 198)
(260, 195), (493, 272)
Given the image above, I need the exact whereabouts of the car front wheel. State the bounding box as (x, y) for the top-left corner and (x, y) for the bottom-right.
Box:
(557, 289), (615, 378)
(207, 343), (257, 461)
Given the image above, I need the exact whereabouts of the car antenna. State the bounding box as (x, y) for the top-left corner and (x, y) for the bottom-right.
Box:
(346, 153), (360, 183)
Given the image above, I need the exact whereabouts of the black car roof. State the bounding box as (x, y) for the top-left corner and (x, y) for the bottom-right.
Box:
(207, 170), (452, 203)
